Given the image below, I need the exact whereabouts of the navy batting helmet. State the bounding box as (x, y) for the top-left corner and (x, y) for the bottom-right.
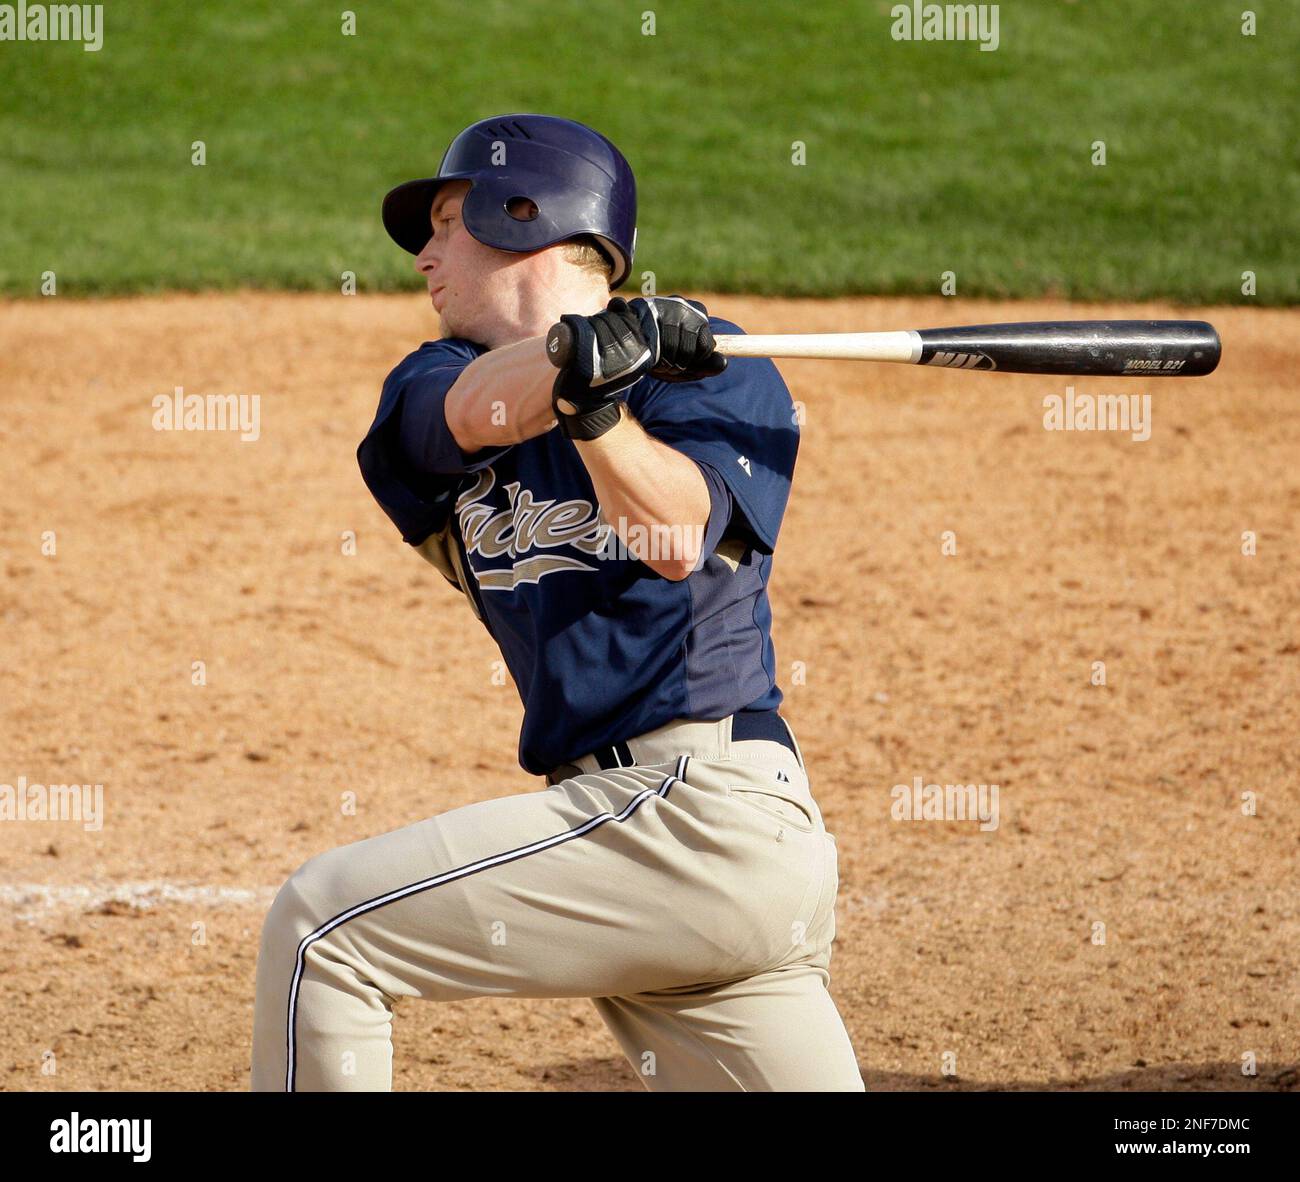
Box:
(382, 114), (637, 288)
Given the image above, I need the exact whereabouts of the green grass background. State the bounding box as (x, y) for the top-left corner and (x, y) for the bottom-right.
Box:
(2, 0), (1295, 301)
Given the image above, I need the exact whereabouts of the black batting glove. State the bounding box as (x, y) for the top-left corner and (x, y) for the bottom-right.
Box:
(629, 295), (728, 383)
(552, 297), (655, 440)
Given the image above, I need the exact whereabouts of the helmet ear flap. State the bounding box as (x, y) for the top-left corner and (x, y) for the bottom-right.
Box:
(458, 173), (561, 254)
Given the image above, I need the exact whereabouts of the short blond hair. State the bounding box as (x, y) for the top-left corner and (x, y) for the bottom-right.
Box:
(560, 236), (615, 285)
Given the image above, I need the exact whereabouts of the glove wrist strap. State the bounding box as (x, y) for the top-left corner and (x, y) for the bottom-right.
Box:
(555, 398), (624, 441)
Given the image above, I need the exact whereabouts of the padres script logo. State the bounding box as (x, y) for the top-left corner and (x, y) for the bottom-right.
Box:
(454, 468), (609, 590)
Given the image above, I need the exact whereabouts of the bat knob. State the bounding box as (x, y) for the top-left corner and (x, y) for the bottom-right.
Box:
(545, 323), (575, 369)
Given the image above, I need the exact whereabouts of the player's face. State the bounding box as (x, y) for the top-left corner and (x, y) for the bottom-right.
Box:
(414, 180), (531, 346)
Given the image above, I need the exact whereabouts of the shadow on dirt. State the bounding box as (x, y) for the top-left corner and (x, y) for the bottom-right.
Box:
(862, 1062), (1299, 1092)
(530, 1057), (1300, 1092)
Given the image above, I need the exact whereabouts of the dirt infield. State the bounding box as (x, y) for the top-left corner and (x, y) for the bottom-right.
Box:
(2, 293), (1296, 1091)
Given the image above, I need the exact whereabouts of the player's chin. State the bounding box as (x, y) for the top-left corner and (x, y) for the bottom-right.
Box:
(439, 307), (485, 344)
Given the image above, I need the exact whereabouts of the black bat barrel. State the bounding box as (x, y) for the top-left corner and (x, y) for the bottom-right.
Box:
(916, 320), (1221, 377)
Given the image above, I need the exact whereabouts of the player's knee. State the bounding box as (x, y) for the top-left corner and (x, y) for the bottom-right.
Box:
(266, 844), (373, 942)
(259, 884), (303, 961)
(262, 855), (330, 951)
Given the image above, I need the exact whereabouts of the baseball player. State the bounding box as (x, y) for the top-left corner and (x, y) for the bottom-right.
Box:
(251, 114), (863, 1091)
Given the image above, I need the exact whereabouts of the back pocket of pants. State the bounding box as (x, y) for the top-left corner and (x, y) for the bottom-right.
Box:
(726, 785), (818, 833)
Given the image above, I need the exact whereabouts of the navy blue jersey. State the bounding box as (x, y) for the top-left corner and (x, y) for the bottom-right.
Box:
(357, 318), (799, 776)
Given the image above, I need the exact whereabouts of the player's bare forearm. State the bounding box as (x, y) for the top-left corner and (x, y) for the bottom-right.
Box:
(443, 336), (558, 452)
(573, 405), (711, 581)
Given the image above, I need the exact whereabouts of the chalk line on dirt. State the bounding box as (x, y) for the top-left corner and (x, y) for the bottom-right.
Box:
(0, 881), (277, 922)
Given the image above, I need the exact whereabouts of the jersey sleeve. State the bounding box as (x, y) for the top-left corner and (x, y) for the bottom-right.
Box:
(356, 338), (510, 545)
(627, 318), (798, 554)
(691, 458), (736, 570)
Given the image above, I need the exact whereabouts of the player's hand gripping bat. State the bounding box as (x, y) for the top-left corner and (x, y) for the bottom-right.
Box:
(545, 319), (1221, 377)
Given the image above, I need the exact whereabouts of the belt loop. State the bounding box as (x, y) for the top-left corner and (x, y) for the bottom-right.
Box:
(545, 761), (583, 786)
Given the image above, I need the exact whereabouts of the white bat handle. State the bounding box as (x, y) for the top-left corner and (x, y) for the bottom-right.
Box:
(712, 331), (923, 363)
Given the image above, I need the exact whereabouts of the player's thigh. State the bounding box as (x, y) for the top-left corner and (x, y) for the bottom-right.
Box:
(265, 767), (729, 1000)
(592, 962), (864, 1092)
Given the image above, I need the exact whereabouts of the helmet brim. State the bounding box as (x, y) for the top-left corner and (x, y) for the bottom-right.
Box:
(381, 175), (465, 255)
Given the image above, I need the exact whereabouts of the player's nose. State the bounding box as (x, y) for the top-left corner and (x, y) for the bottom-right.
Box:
(414, 235), (442, 273)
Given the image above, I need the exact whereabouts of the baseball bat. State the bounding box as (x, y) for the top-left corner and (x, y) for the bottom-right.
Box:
(544, 319), (1221, 377)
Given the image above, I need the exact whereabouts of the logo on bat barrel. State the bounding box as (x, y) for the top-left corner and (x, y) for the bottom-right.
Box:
(1123, 358), (1185, 372)
(923, 350), (997, 371)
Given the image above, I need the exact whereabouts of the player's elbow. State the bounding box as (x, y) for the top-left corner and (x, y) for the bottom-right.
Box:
(647, 555), (697, 582)
(645, 538), (705, 581)
(626, 515), (706, 580)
